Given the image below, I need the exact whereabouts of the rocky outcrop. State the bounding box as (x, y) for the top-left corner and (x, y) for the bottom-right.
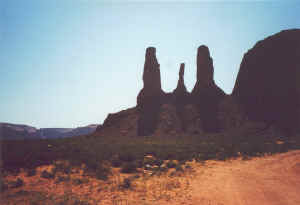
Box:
(191, 45), (226, 132)
(95, 108), (139, 137)
(232, 29), (300, 134)
(137, 47), (164, 136)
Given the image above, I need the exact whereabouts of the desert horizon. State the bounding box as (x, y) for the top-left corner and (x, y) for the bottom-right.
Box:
(1, 1), (300, 205)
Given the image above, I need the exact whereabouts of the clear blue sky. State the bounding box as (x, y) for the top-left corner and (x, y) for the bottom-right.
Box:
(1, 0), (300, 128)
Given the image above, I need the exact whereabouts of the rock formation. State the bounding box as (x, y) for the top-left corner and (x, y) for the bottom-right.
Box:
(191, 45), (226, 132)
(173, 63), (189, 103)
(137, 47), (164, 136)
(232, 29), (300, 134)
(173, 63), (190, 131)
(154, 104), (182, 136)
(95, 108), (139, 137)
(95, 30), (300, 138)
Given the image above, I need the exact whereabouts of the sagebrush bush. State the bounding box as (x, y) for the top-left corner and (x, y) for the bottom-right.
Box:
(55, 175), (70, 184)
(120, 177), (132, 189)
(54, 161), (71, 174)
(95, 164), (110, 180)
(72, 178), (85, 185)
(166, 160), (177, 168)
(41, 170), (55, 179)
(10, 178), (24, 188)
(175, 165), (184, 172)
(0, 179), (8, 192)
(26, 168), (36, 177)
(110, 155), (122, 167)
(120, 162), (138, 173)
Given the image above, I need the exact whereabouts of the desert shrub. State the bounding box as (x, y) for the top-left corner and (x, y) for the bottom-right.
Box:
(159, 165), (168, 172)
(120, 177), (132, 189)
(166, 160), (177, 168)
(185, 164), (192, 169)
(111, 156), (122, 167)
(175, 165), (184, 172)
(26, 168), (37, 177)
(135, 160), (144, 168)
(54, 161), (71, 174)
(73, 199), (91, 205)
(85, 158), (99, 171)
(10, 178), (24, 188)
(7, 167), (21, 176)
(41, 170), (55, 179)
(153, 158), (164, 166)
(143, 156), (156, 166)
(121, 162), (138, 173)
(55, 175), (70, 184)
(95, 164), (110, 180)
(54, 193), (90, 205)
(169, 171), (177, 177)
(72, 178), (88, 185)
(119, 152), (136, 162)
(0, 179), (8, 192)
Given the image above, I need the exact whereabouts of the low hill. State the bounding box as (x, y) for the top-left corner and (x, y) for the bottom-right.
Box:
(0, 123), (99, 140)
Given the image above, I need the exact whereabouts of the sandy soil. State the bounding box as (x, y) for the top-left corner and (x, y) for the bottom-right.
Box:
(186, 150), (300, 205)
(2, 150), (300, 205)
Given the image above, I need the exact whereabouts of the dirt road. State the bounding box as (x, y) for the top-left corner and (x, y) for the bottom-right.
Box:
(187, 150), (300, 205)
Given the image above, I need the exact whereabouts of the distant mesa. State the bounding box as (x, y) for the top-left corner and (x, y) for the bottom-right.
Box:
(95, 29), (300, 137)
(0, 123), (98, 140)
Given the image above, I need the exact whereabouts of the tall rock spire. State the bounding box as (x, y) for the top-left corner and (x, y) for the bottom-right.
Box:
(191, 45), (226, 132)
(196, 45), (214, 86)
(142, 47), (162, 93)
(137, 47), (164, 136)
(174, 63), (187, 93)
(173, 63), (190, 131)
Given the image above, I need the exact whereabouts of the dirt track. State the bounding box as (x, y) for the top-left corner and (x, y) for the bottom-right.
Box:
(186, 150), (300, 205)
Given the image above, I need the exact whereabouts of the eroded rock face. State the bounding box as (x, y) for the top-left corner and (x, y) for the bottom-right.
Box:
(96, 108), (139, 137)
(182, 104), (203, 135)
(232, 29), (300, 134)
(137, 47), (164, 136)
(172, 63), (190, 131)
(191, 45), (226, 132)
(154, 104), (182, 136)
(218, 96), (247, 131)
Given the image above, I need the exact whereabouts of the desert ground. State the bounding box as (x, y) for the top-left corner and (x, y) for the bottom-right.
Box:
(1, 150), (300, 205)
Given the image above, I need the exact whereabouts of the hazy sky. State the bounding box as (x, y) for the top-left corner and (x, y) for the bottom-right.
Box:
(1, 0), (300, 128)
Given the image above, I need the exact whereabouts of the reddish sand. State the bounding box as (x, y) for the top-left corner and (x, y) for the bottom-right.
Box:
(186, 150), (300, 205)
(1, 150), (300, 205)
